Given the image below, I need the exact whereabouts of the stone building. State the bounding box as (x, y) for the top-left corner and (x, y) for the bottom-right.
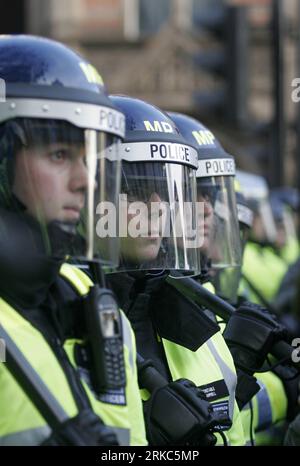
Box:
(0, 0), (299, 185)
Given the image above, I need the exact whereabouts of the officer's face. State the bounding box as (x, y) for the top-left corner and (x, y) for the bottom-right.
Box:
(13, 142), (88, 223)
(120, 191), (163, 264)
(197, 193), (214, 253)
(252, 214), (266, 242)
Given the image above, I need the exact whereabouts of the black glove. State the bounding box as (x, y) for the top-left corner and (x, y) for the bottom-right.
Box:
(144, 378), (231, 446)
(235, 369), (260, 410)
(284, 413), (300, 446)
(223, 302), (287, 374)
(272, 364), (300, 421)
(41, 409), (119, 446)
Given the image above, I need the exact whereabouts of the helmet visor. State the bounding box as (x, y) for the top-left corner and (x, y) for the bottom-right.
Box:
(236, 170), (277, 245)
(0, 118), (121, 268)
(197, 175), (242, 271)
(212, 266), (242, 305)
(249, 198), (277, 244)
(117, 158), (201, 274)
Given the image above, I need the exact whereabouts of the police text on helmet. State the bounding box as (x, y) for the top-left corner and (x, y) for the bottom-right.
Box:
(100, 109), (125, 135)
(144, 120), (174, 133)
(197, 158), (235, 177)
(192, 129), (215, 146)
(150, 143), (190, 163)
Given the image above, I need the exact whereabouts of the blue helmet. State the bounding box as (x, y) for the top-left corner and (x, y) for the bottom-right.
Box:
(0, 35), (125, 266)
(110, 95), (198, 200)
(167, 112), (235, 175)
(109, 95), (201, 275)
(110, 95), (183, 143)
(0, 35), (123, 132)
(0, 34), (103, 97)
(168, 112), (242, 273)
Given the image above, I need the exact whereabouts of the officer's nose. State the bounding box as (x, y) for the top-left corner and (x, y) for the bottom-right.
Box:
(203, 199), (213, 218)
(69, 156), (88, 192)
(147, 192), (164, 219)
(148, 192), (162, 203)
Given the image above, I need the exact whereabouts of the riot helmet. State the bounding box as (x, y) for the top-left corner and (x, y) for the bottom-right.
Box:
(236, 190), (253, 242)
(236, 170), (277, 246)
(0, 35), (125, 268)
(214, 187), (254, 304)
(270, 188), (299, 252)
(169, 112), (242, 277)
(109, 95), (201, 274)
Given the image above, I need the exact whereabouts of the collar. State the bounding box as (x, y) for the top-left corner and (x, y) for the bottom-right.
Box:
(0, 207), (62, 308)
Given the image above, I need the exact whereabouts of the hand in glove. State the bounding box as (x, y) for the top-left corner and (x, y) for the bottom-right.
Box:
(41, 409), (119, 446)
(272, 365), (300, 421)
(284, 412), (300, 446)
(144, 378), (231, 446)
(223, 301), (287, 374)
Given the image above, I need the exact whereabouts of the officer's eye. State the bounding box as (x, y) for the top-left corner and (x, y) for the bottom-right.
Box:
(126, 194), (140, 203)
(198, 194), (209, 202)
(49, 149), (69, 163)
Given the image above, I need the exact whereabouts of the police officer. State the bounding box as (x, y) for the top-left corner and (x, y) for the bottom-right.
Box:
(231, 186), (297, 445)
(271, 189), (300, 328)
(106, 95), (247, 446)
(168, 112), (243, 297)
(0, 35), (146, 446)
(270, 188), (300, 265)
(215, 188), (254, 305)
(236, 171), (288, 306)
(168, 113), (300, 446)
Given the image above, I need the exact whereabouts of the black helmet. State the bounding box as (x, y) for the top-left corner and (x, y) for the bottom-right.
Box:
(236, 170), (277, 246)
(236, 191), (254, 230)
(0, 35), (125, 267)
(0, 35), (123, 121)
(109, 95), (201, 274)
(269, 189), (299, 252)
(168, 112), (242, 273)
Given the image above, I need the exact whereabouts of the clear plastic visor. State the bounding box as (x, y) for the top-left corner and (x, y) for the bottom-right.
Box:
(197, 175), (242, 272)
(212, 266), (242, 305)
(0, 119), (121, 268)
(116, 160), (201, 275)
(250, 198), (277, 244)
(282, 208), (298, 243)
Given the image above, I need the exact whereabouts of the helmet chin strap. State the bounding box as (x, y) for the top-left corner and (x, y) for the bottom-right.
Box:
(145, 269), (166, 278)
(198, 255), (212, 283)
(51, 220), (78, 235)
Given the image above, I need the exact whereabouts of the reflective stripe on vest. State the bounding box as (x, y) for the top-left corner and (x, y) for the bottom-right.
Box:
(255, 381), (273, 432)
(0, 422), (130, 447)
(0, 426), (51, 446)
(0, 264), (136, 445)
(162, 331), (246, 445)
(197, 282), (237, 420)
(0, 299), (78, 444)
(253, 371), (287, 434)
(205, 339), (236, 422)
(114, 426), (130, 446)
